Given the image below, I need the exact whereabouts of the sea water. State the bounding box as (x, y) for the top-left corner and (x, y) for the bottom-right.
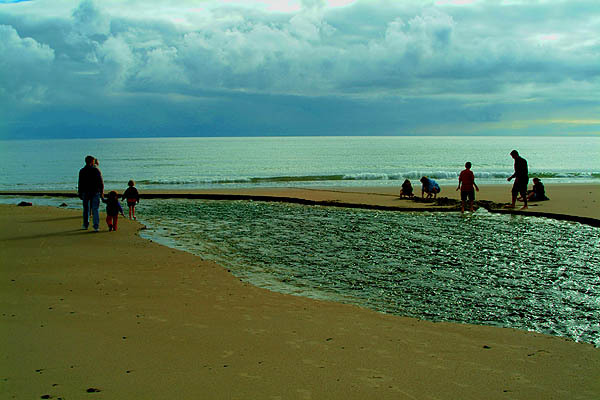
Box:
(0, 136), (598, 190)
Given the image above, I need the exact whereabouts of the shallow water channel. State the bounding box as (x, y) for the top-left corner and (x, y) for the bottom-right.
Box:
(138, 199), (600, 346)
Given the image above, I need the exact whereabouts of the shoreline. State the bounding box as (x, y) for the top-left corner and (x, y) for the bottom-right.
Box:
(2, 204), (600, 399)
(2, 182), (599, 226)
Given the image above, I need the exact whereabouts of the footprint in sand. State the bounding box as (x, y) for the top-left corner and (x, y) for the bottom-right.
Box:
(147, 315), (168, 323)
(238, 372), (261, 379)
(222, 350), (235, 358)
(183, 322), (208, 329)
(244, 327), (267, 335)
(296, 389), (313, 399)
(285, 340), (302, 349)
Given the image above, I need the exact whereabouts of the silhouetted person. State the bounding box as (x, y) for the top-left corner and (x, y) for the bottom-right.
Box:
(526, 177), (549, 201)
(506, 150), (528, 210)
(122, 180), (140, 220)
(400, 179), (414, 198)
(78, 155), (104, 231)
(103, 190), (125, 231)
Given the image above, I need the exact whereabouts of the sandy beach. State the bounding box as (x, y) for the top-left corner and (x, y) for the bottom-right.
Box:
(1, 184), (599, 399)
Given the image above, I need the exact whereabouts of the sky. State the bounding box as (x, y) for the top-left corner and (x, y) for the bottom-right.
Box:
(0, 0), (599, 139)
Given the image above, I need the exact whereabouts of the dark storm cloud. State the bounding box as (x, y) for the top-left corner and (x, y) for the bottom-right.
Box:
(1, 0), (599, 138)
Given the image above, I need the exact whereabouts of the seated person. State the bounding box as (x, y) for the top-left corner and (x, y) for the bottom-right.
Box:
(400, 179), (414, 198)
(420, 176), (441, 199)
(526, 177), (549, 201)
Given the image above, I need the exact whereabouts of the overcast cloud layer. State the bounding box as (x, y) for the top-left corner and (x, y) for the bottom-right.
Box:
(1, 0), (599, 138)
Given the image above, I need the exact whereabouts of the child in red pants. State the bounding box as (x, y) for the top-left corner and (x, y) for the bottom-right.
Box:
(102, 191), (124, 231)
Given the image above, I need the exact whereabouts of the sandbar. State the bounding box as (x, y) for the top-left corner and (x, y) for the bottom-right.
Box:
(2, 183), (598, 224)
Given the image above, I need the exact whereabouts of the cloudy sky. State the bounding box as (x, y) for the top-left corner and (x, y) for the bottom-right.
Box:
(1, 0), (599, 138)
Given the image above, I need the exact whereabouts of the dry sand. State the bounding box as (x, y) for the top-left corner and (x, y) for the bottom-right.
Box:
(1, 184), (599, 399)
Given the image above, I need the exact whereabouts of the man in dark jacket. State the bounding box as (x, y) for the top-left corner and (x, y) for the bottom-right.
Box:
(506, 150), (528, 210)
(78, 155), (104, 231)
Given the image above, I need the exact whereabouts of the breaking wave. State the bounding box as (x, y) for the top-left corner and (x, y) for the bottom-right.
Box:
(133, 171), (599, 186)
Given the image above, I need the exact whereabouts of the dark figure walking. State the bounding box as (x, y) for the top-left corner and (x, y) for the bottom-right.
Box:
(506, 150), (528, 210)
(78, 155), (104, 231)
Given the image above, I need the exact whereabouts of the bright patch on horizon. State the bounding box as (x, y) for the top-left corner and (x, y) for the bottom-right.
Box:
(435, 0), (477, 5)
(171, 17), (187, 24)
(327, 0), (357, 7)
(538, 33), (560, 42)
(219, 0), (301, 12)
(548, 119), (600, 125)
(216, 0), (355, 11)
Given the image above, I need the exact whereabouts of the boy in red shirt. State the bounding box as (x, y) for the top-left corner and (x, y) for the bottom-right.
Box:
(456, 162), (479, 213)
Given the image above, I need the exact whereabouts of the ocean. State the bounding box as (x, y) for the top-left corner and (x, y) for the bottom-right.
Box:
(1, 136), (599, 346)
(0, 136), (598, 191)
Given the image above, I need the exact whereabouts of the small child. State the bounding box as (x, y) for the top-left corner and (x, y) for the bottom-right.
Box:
(122, 180), (140, 220)
(400, 179), (414, 198)
(103, 191), (124, 231)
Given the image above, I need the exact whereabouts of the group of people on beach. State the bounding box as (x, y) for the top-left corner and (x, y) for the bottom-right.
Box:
(78, 149), (548, 230)
(77, 155), (140, 232)
(399, 150), (548, 213)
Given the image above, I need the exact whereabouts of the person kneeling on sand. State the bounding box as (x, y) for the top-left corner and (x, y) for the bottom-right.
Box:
(525, 177), (549, 202)
(456, 162), (479, 213)
(103, 191), (125, 232)
(420, 176), (440, 199)
(400, 179), (414, 198)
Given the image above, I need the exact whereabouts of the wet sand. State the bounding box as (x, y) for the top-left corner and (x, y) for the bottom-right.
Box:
(1, 183), (599, 399)
(145, 183), (598, 221)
